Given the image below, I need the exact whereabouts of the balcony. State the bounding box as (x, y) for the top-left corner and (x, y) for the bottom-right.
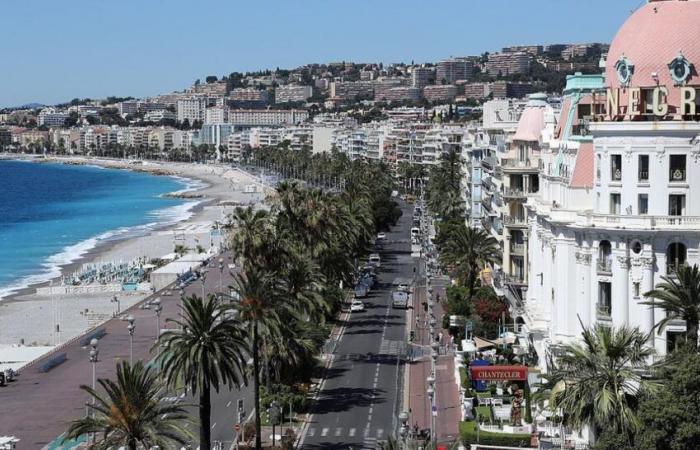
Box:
(670, 168), (687, 182)
(503, 188), (527, 200)
(596, 303), (612, 321)
(576, 214), (700, 230)
(611, 168), (622, 181)
(597, 258), (612, 275)
(502, 158), (538, 173)
(504, 216), (528, 228)
(510, 243), (525, 255)
(667, 261), (685, 276)
(638, 171), (649, 182)
(481, 156), (496, 170)
(504, 273), (526, 286)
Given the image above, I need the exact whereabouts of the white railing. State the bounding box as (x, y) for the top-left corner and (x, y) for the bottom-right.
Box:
(576, 214), (700, 230)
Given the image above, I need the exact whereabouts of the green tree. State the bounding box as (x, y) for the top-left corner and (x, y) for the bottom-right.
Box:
(157, 295), (249, 450)
(636, 350), (700, 450)
(538, 324), (658, 443)
(643, 264), (700, 351)
(436, 224), (501, 301)
(63, 361), (191, 450)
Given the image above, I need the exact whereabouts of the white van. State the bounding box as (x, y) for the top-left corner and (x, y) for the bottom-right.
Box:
(369, 253), (381, 268)
(411, 227), (420, 239)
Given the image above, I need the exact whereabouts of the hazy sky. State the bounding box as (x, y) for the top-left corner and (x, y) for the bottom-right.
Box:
(0, 0), (643, 107)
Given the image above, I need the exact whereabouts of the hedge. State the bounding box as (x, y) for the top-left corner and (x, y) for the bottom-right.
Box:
(459, 421), (532, 448)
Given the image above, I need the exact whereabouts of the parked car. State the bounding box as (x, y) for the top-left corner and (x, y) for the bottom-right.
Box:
(350, 300), (365, 312)
(377, 232), (387, 240)
(391, 291), (409, 309)
(369, 253), (381, 268)
(354, 284), (369, 298)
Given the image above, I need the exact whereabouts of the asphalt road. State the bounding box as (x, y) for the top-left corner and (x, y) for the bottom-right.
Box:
(299, 202), (415, 450)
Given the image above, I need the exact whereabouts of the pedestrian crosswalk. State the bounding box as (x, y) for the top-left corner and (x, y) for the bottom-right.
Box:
(306, 427), (385, 441)
(378, 338), (404, 356)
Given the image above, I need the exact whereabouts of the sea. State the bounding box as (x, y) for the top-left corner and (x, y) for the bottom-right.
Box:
(0, 160), (201, 301)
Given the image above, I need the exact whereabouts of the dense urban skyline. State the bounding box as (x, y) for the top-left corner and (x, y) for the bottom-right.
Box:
(1, 0), (641, 107)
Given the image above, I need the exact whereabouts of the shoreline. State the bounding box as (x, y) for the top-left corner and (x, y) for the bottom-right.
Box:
(0, 155), (265, 351)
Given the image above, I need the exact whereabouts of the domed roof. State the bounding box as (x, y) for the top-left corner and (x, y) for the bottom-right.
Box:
(605, 0), (700, 111)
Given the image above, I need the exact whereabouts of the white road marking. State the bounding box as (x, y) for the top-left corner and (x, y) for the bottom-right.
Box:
(321, 427), (329, 437)
(335, 428), (342, 437)
(349, 428), (356, 437)
(226, 401), (232, 407)
(377, 428), (384, 438)
(308, 428), (316, 437)
(211, 422), (217, 430)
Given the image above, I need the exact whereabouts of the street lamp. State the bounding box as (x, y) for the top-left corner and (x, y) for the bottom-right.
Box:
(200, 272), (207, 299)
(153, 298), (162, 339)
(426, 383), (435, 443)
(89, 338), (99, 443)
(218, 257), (224, 294)
(111, 295), (120, 316)
(399, 410), (410, 449)
(127, 315), (135, 364)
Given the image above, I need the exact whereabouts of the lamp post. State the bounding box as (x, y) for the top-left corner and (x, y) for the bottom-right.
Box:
(179, 288), (185, 330)
(111, 294), (120, 316)
(201, 272), (207, 299)
(153, 298), (162, 339)
(399, 411), (410, 449)
(89, 338), (99, 443)
(426, 381), (435, 443)
(127, 315), (135, 364)
(218, 257), (224, 294)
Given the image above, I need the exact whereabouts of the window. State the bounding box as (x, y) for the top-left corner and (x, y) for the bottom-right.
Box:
(669, 155), (686, 181)
(638, 194), (648, 215)
(596, 155), (601, 181)
(667, 242), (687, 275)
(667, 331), (685, 354)
(638, 155), (649, 181)
(669, 194), (686, 216)
(611, 155), (622, 181)
(598, 241), (613, 274)
(610, 193), (621, 215)
(633, 282), (640, 298)
(598, 282), (612, 317)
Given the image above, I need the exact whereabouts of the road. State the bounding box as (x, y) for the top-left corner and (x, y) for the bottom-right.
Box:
(299, 202), (414, 450)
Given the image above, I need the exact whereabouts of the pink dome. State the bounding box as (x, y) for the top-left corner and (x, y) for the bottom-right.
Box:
(605, 0), (700, 114)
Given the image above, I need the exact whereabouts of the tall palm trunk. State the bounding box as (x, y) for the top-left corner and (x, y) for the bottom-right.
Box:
(253, 321), (262, 450)
(688, 317), (699, 350)
(200, 379), (212, 450)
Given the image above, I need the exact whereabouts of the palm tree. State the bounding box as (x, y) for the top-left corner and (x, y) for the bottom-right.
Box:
(63, 361), (191, 450)
(157, 295), (249, 450)
(230, 267), (291, 450)
(538, 324), (658, 441)
(437, 224), (501, 300)
(643, 263), (700, 351)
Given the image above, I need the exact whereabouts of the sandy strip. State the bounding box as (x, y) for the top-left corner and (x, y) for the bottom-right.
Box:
(0, 156), (266, 354)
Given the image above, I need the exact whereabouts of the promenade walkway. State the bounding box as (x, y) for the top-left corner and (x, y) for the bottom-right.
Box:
(408, 275), (461, 445)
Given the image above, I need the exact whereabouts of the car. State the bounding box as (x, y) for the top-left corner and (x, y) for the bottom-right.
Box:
(398, 282), (411, 292)
(369, 253), (381, 268)
(391, 291), (409, 309)
(354, 284), (369, 298)
(350, 300), (365, 312)
(377, 232), (387, 240)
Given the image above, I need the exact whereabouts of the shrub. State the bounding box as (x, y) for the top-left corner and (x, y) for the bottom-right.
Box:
(459, 421), (531, 447)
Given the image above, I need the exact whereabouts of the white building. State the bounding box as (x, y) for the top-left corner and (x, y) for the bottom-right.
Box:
(524, 0), (700, 367)
(38, 108), (68, 127)
(177, 97), (208, 124)
(275, 85), (313, 104)
(228, 109), (309, 127)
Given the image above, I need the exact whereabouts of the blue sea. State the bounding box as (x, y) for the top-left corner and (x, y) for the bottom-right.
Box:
(0, 160), (201, 300)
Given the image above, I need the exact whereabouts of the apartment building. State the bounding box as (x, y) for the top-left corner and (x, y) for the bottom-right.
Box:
(38, 108), (68, 127)
(228, 109), (309, 127)
(275, 85), (313, 103)
(461, 82), (492, 100)
(382, 87), (421, 103)
(205, 107), (228, 125)
(411, 67), (434, 89)
(491, 81), (534, 99)
(436, 58), (474, 84)
(143, 110), (176, 122)
(177, 97), (209, 123)
(329, 81), (374, 101)
(229, 88), (269, 108)
(374, 78), (406, 102)
(423, 85), (458, 102)
(483, 52), (531, 76)
(187, 81), (227, 96)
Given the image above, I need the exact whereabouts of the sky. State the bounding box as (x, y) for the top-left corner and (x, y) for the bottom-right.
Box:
(0, 0), (644, 108)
